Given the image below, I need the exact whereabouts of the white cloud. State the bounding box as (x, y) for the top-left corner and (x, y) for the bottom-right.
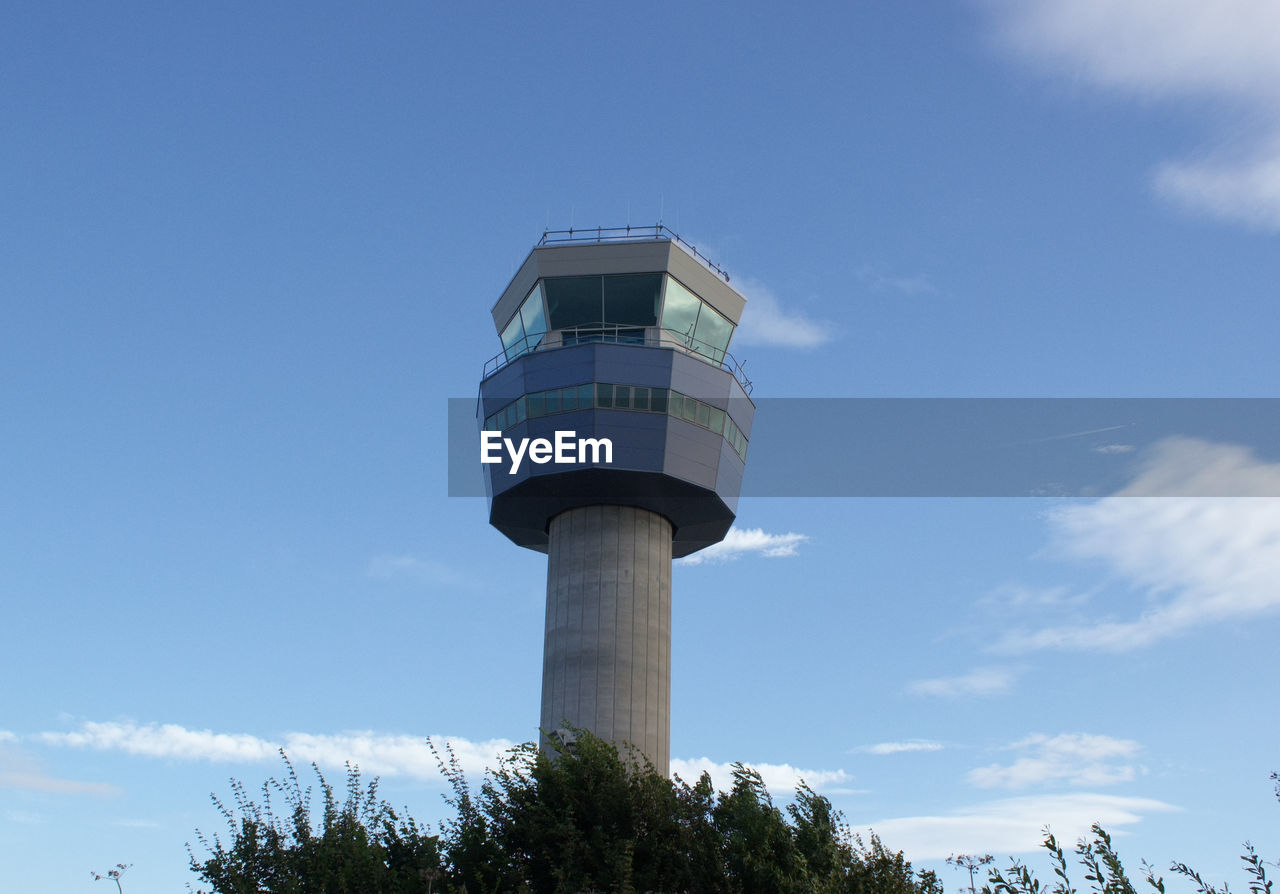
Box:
(367, 555), (480, 590)
(43, 721), (278, 763)
(860, 792), (1178, 860)
(1155, 147), (1280, 230)
(907, 666), (1018, 698)
(0, 743), (121, 797)
(35, 719), (853, 798)
(859, 740), (945, 756)
(969, 733), (1142, 789)
(858, 266), (939, 297)
(731, 278), (834, 349)
(980, 583), (1090, 610)
(983, 0), (1280, 229)
(999, 438), (1280, 652)
(671, 757), (854, 796)
(1093, 444), (1135, 455)
(39, 720), (514, 782)
(677, 526), (809, 566)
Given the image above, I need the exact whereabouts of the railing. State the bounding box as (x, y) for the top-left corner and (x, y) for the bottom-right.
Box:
(537, 225), (732, 284)
(482, 324), (753, 395)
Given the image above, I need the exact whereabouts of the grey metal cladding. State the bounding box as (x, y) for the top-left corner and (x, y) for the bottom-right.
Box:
(714, 437), (745, 503)
(668, 353), (734, 409)
(726, 387), (755, 434)
(662, 421), (723, 490)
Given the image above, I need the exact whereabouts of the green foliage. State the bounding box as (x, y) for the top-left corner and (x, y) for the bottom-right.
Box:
(189, 750), (442, 894)
(191, 743), (1280, 894)
(983, 810), (1279, 894)
(190, 732), (942, 894)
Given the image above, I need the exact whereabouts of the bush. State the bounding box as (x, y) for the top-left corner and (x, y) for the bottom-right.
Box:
(190, 732), (941, 894)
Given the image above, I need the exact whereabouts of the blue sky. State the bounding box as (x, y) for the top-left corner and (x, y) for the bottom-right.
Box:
(3, 2), (1280, 891)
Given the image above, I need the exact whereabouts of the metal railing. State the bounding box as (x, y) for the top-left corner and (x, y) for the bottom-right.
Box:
(537, 225), (732, 284)
(482, 324), (753, 395)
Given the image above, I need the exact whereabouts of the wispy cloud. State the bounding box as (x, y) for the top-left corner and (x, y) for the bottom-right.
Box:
(0, 743), (121, 797)
(980, 583), (1090, 610)
(998, 438), (1280, 652)
(367, 555), (480, 590)
(857, 266), (939, 297)
(859, 792), (1178, 860)
(40, 721), (514, 782)
(731, 278), (834, 349)
(671, 757), (855, 796)
(907, 666), (1018, 698)
(32, 719), (854, 798)
(676, 526), (809, 566)
(858, 740), (945, 756)
(983, 0), (1280, 229)
(0, 771), (121, 797)
(969, 733), (1142, 789)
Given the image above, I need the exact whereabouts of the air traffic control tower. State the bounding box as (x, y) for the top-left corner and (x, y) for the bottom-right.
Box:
(478, 226), (753, 775)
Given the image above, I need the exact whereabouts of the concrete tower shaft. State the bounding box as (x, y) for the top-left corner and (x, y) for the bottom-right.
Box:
(542, 505), (672, 772)
(479, 227), (753, 774)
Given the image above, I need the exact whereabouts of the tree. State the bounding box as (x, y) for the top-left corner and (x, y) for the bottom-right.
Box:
(190, 734), (946, 894)
(189, 751), (442, 894)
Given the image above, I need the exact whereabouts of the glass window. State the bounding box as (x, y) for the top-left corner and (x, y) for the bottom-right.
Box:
(682, 398), (696, 422)
(695, 403), (710, 428)
(650, 388), (668, 414)
(614, 385), (630, 409)
(603, 274), (661, 326)
(545, 276), (603, 329)
(693, 302), (733, 364)
(514, 398), (526, 423)
(578, 384), (594, 408)
(544, 389), (560, 413)
(527, 393), (545, 418)
(501, 315), (525, 361)
(561, 387), (577, 411)
(520, 283), (547, 337)
(660, 276), (702, 343)
(709, 407), (725, 433)
(596, 383), (612, 408)
(632, 386), (649, 411)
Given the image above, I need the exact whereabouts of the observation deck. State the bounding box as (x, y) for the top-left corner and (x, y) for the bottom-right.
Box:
(479, 227), (754, 558)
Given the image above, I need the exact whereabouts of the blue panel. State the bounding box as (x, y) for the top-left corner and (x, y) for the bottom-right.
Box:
(592, 344), (677, 389)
